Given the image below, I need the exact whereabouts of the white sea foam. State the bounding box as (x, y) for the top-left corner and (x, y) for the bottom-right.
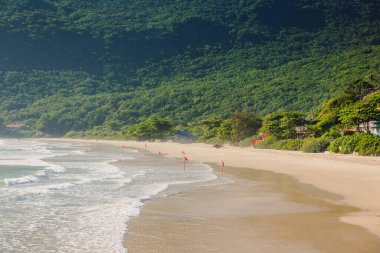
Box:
(56, 183), (170, 253)
(1, 161), (65, 187)
(72, 149), (87, 155)
(0, 139), (218, 253)
(56, 197), (142, 253)
(35, 170), (49, 177)
(0, 139), (84, 174)
(4, 175), (40, 186)
(75, 177), (103, 185)
(0, 155), (65, 172)
(12, 188), (49, 197)
(46, 164), (66, 173)
(6, 181), (91, 198)
(47, 183), (75, 191)
(140, 183), (169, 201)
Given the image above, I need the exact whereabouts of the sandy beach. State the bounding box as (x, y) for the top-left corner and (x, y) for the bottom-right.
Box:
(126, 166), (380, 253)
(50, 139), (380, 251)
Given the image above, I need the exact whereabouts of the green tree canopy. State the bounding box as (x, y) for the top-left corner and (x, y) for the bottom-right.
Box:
(125, 116), (174, 140)
(193, 116), (223, 141)
(217, 112), (262, 142)
(0, 0), (380, 137)
(260, 111), (307, 139)
(329, 91), (380, 132)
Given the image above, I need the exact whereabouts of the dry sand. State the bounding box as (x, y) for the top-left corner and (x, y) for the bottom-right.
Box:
(47, 139), (380, 247)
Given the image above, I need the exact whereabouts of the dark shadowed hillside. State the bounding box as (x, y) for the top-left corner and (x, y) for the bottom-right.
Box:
(0, 0), (379, 135)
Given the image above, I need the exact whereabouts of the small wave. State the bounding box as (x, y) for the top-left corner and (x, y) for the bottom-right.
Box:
(0, 157), (65, 173)
(84, 160), (126, 180)
(33, 177), (104, 194)
(47, 183), (75, 191)
(2, 164), (66, 188)
(47, 164), (66, 173)
(169, 178), (216, 186)
(72, 149), (87, 155)
(35, 170), (49, 177)
(75, 177), (103, 185)
(124, 148), (139, 153)
(4, 175), (39, 186)
(6, 178), (101, 198)
(140, 183), (169, 201)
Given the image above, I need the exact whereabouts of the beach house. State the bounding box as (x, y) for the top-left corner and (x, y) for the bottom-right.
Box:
(295, 124), (308, 139)
(5, 122), (24, 131)
(359, 121), (380, 136)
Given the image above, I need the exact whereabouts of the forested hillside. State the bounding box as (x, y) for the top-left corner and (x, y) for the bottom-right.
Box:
(0, 0), (379, 136)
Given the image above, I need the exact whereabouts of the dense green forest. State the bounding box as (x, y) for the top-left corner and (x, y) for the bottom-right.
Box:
(0, 0), (379, 137)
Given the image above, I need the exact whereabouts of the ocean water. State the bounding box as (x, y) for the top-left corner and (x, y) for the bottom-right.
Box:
(0, 139), (216, 252)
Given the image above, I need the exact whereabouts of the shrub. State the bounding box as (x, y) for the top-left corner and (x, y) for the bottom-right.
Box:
(255, 137), (303, 151)
(328, 133), (380, 156)
(239, 136), (257, 147)
(328, 133), (360, 154)
(254, 136), (278, 149)
(65, 130), (79, 138)
(322, 126), (341, 139)
(272, 139), (303, 151)
(328, 138), (341, 153)
(339, 134), (361, 154)
(354, 134), (380, 156)
(301, 137), (330, 153)
(205, 137), (224, 145)
(17, 130), (45, 137)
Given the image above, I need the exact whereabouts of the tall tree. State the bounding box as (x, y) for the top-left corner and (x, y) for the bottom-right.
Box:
(260, 111), (306, 139)
(217, 112), (262, 141)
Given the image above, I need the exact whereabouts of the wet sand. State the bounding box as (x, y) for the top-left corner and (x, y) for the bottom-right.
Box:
(125, 166), (380, 253)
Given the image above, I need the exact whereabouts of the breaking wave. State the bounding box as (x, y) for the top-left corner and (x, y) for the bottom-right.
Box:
(4, 175), (40, 186)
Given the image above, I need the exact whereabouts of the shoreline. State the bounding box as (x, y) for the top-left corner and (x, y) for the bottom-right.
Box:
(125, 164), (380, 252)
(44, 138), (380, 239)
